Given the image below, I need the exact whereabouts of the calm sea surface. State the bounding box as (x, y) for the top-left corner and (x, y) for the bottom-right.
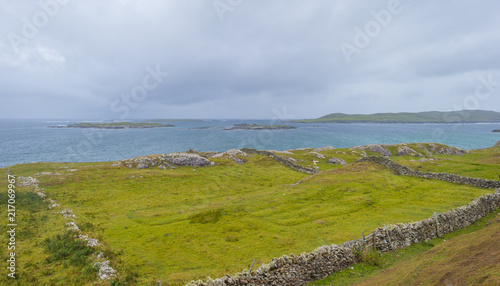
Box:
(1, 119), (499, 167)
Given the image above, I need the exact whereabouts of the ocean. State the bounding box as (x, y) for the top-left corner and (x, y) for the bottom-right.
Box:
(1, 119), (499, 168)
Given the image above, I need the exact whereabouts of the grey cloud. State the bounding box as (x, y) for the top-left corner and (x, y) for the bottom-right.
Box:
(1, 0), (499, 119)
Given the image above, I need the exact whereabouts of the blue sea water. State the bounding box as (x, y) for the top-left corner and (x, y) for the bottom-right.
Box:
(1, 119), (499, 168)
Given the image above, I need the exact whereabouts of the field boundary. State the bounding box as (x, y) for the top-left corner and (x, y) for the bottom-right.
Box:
(241, 148), (319, 175)
(188, 157), (500, 286)
(358, 156), (500, 189)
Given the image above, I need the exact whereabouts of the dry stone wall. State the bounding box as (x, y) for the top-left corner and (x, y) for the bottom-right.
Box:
(188, 189), (500, 286)
(358, 156), (500, 189)
(241, 148), (318, 174)
(188, 155), (500, 286)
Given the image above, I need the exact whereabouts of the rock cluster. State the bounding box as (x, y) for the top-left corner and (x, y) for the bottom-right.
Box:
(113, 152), (214, 169)
(417, 143), (467, 156)
(94, 260), (117, 280)
(396, 145), (420, 157)
(164, 153), (214, 167)
(327, 158), (347, 165)
(350, 143), (467, 158)
(351, 144), (391, 157)
(211, 149), (250, 164)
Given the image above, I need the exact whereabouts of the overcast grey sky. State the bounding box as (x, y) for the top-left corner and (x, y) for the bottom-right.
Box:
(1, 0), (499, 119)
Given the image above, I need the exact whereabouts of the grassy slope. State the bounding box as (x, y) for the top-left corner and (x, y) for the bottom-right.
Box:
(293, 110), (500, 123)
(0, 144), (499, 285)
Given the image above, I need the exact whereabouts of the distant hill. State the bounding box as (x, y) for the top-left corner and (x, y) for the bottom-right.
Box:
(293, 110), (500, 123)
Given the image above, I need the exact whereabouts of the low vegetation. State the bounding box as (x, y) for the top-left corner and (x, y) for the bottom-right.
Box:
(0, 142), (499, 285)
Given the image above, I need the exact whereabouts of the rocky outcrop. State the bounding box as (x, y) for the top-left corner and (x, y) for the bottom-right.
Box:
(164, 153), (213, 167)
(368, 144), (391, 157)
(351, 144), (391, 157)
(211, 149), (250, 164)
(327, 158), (347, 165)
(211, 149), (249, 158)
(396, 145), (420, 157)
(350, 143), (467, 158)
(417, 143), (467, 156)
(113, 153), (214, 169)
(313, 146), (335, 152)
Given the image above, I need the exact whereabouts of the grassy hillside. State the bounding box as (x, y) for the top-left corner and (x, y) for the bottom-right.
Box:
(293, 110), (500, 123)
(1, 143), (499, 285)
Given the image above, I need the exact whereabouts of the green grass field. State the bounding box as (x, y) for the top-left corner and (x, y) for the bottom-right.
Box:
(1, 143), (499, 285)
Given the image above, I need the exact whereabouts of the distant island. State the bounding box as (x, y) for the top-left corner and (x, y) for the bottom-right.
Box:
(292, 110), (500, 123)
(51, 122), (175, 129)
(149, 119), (202, 122)
(493, 129), (500, 133)
(224, 123), (296, 130)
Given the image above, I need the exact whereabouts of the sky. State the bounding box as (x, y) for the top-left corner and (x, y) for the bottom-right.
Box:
(1, 0), (500, 120)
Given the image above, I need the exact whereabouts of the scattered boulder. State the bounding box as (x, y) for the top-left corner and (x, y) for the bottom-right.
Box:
(327, 157), (347, 165)
(313, 146), (335, 152)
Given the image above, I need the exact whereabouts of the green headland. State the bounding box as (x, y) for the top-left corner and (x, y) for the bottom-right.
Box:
(292, 110), (500, 123)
